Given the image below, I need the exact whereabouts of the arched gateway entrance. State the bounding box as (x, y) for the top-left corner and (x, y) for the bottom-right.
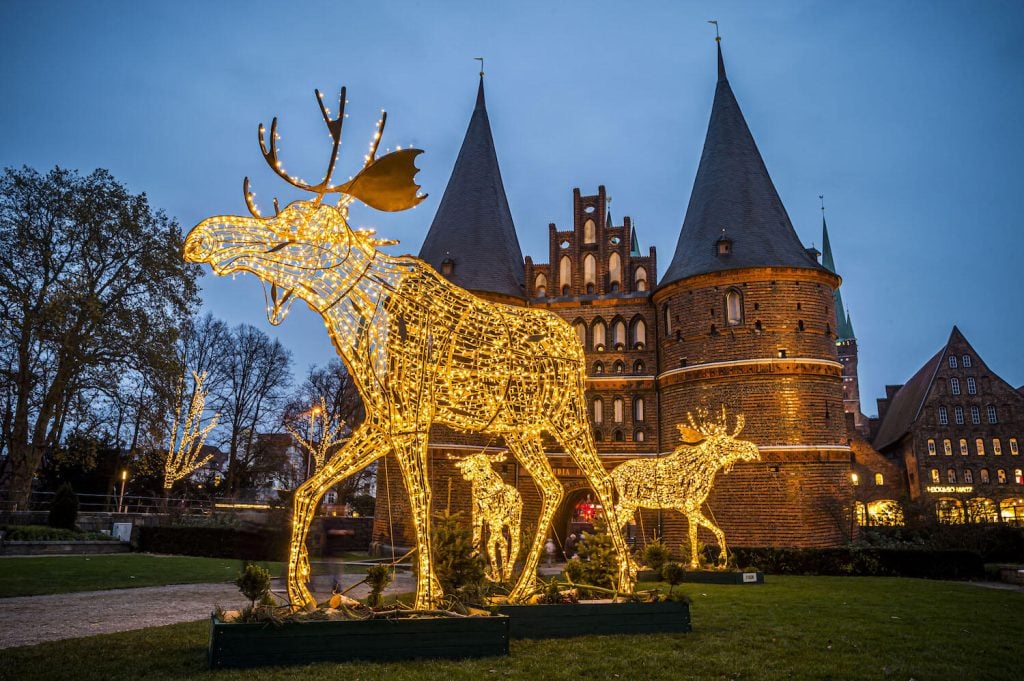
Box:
(550, 489), (603, 559)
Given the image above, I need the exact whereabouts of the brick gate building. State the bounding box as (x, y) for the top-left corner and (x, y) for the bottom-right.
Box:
(372, 41), (862, 553)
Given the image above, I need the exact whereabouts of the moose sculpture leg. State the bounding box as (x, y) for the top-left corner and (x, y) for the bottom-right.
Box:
(392, 432), (444, 609)
(688, 509), (729, 567)
(287, 424), (388, 609)
(550, 419), (638, 593)
(504, 433), (563, 601)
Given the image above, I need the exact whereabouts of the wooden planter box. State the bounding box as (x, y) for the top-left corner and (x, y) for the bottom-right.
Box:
(497, 600), (691, 639)
(208, 613), (509, 668)
(638, 569), (764, 584)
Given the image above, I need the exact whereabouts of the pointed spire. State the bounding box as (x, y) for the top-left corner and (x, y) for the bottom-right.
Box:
(606, 209), (613, 229)
(820, 201), (837, 273)
(419, 70), (526, 300)
(630, 225), (642, 257)
(717, 39), (727, 82)
(821, 206), (854, 340)
(475, 72), (486, 111)
(659, 38), (824, 290)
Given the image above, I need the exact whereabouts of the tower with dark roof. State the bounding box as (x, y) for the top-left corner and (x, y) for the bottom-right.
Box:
(652, 39), (851, 548)
(419, 75), (526, 303)
(821, 212), (866, 433)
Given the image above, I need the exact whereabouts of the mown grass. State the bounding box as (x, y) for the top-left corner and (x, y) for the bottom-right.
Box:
(0, 555), (284, 598)
(1, 576), (1020, 680)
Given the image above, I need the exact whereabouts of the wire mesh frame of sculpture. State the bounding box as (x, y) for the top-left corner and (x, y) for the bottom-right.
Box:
(183, 86), (636, 610)
(163, 370), (219, 491)
(449, 452), (522, 582)
(286, 397), (346, 476)
(611, 407), (760, 568)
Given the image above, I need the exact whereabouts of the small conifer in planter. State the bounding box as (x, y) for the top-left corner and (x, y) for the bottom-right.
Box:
(565, 517), (619, 598)
(431, 511), (489, 607)
(661, 562), (685, 597)
(364, 564), (392, 609)
(641, 538), (670, 572)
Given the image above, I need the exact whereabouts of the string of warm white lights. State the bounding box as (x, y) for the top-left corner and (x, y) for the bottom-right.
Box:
(184, 85), (637, 610)
(163, 370), (219, 490)
(611, 407), (760, 568)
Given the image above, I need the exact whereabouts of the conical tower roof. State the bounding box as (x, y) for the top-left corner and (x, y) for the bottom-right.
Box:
(821, 214), (855, 340)
(419, 75), (525, 300)
(659, 41), (825, 289)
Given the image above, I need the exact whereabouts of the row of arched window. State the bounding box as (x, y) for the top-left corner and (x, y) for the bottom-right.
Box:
(593, 359), (646, 375)
(574, 317), (647, 351)
(535, 257), (648, 297)
(591, 396), (646, 425)
(929, 467), (1024, 485)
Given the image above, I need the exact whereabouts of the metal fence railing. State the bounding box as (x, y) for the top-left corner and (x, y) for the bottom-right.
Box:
(24, 491), (215, 515)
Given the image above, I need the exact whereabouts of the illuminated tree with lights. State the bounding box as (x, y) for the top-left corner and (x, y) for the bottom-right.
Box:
(163, 370), (219, 493)
(184, 85), (635, 610)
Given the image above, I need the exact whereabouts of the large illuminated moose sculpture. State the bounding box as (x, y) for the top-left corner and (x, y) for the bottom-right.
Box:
(611, 407), (760, 568)
(184, 87), (635, 610)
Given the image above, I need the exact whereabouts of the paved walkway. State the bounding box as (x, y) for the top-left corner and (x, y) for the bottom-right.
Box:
(0, 571), (415, 650)
(2, 568), (1018, 650)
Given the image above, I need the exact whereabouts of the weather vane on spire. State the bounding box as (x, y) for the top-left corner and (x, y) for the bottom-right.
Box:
(819, 194), (825, 213)
(475, 57), (484, 77)
(708, 20), (720, 41)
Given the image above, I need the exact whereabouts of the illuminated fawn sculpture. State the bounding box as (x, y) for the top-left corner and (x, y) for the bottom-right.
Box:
(611, 407), (760, 568)
(450, 452), (522, 582)
(184, 86), (635, 610)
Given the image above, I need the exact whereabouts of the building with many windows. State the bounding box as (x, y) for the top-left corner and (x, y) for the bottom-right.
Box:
(867, 327), (1024, 524)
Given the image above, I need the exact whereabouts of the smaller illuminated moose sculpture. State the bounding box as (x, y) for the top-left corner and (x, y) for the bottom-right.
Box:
(450, 452), (522, 582)
(611, 407), (760, 568)
(184, 86), (635, 610)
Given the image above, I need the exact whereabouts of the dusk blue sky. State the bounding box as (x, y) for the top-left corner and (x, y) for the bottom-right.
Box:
(3, 1), (1022, 415)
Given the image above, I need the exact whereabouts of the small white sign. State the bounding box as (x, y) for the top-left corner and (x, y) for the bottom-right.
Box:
(742, 572), (758, 583)
(112, 522), (133, 542)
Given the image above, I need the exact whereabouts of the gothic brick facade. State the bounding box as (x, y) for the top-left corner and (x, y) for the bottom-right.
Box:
(372, 43), (864, 554)
(868, 327), (1024, 524)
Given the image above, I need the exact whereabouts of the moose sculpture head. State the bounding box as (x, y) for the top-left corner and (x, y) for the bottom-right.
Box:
(675, 408), (760, 473)
(184, 87), (425, 324)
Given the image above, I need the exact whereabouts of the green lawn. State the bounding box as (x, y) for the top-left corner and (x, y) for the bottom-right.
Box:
(1, 576), (1021, 680)
(0, 555), (284, 598)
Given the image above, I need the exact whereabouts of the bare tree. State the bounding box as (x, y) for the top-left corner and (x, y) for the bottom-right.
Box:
(0, 167), (200, 509)
(218, 324), (293, 493)
(282, 360), (369, 499)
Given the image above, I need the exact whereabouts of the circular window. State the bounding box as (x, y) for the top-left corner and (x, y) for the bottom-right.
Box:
(560, 240), (571, 249)
(584, 205), (595, 214)
(609, 236), (621, 245)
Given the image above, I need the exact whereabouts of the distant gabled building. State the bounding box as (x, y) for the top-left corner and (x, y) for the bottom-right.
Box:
(872, 326), (1024, 524)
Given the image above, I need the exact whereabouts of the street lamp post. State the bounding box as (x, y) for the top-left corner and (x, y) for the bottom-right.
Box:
(118, 469), (128, 513)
